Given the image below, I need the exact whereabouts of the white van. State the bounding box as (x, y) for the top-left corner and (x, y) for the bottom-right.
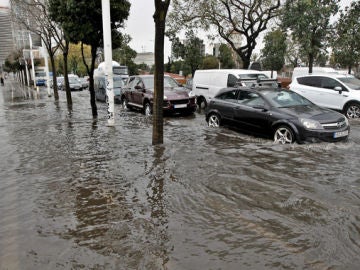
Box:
(192, 69), (270, 107)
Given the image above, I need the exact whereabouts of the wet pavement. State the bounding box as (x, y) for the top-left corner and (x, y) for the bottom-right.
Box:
(0, 78), (359, 270)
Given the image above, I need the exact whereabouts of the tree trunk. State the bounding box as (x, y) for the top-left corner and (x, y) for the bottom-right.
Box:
(63, 53), (72, 106)
(308, 53), (314, 74)
(49, 54), (59, 101)
(152, 0), (170, 145)
(89, 46), (97, 118)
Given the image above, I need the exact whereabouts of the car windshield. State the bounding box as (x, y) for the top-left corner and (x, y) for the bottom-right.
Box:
(263, 90), (313, 108)
(142, 76), (179, 89)
(338, 77), (360, 90)
(69, 77), (79, 83)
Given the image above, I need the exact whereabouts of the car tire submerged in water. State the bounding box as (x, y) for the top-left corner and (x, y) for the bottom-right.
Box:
(122, 98), (128, 110)
(273, 125), (295, 144)
(344, 102), (360, 119)
(208, 113), (221, 127)
(197, 96), (207, 110)
(144, 102), (152, 116)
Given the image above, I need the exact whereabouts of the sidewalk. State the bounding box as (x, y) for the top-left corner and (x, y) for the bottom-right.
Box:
(0, 77), (47, 101)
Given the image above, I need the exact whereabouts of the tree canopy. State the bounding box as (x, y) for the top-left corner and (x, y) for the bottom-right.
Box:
(167, 0), (281, 69)
(282, 0), (340, 73)
(332, 1), (360, 73)
(261, 29), (287, 73)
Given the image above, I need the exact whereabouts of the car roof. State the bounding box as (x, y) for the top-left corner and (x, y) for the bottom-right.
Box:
(215, 86), (281, 97)
(294, 73), (354, 80)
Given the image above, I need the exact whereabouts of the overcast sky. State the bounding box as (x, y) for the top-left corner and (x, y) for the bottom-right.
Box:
(1, 0), (354, 59)
(124, 0), (353, 59)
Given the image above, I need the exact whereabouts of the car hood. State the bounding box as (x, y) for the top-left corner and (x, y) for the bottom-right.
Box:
(163, 87), (190, 99)
(279, 105), (344, 122)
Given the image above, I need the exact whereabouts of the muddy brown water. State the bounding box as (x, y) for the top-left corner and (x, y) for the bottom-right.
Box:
(0, 81), (359, 269)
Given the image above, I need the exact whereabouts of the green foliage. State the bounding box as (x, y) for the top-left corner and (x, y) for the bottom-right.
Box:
(282, 0), (340, 71)
(48, 0), (130, 49)
(168, 60), (191, 77)
(168, 0), (282, 69)
(202, 56), (219, 69)
(169, 30), (204, 76)
(332, 1), (360, 71)
(261, 29), (287, 71)
(218, 44), (235, 69)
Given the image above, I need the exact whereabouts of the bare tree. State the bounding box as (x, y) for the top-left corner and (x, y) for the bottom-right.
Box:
(153, 0), (170, 145)
(10, 0), (65, 101)
(168, 0), (281, 68)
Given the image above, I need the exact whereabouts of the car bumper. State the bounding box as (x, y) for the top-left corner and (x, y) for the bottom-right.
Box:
(297, 126), (350, 143)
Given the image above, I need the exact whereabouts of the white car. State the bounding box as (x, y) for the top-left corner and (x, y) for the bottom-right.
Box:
(289, 74), (360, 118)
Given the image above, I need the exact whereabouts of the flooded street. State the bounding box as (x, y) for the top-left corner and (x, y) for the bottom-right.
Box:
(1, 80), (359, 270)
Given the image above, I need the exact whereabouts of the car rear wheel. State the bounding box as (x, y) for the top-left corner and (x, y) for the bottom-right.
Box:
(144, 102), (152, 116)
(197, 96), (207, 110)
(208, 113), (221, 127)
(345, 102), (360, 119)
(274, 125), (294, 144)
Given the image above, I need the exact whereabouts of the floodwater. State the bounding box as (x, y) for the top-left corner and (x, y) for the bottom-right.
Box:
(0, 80), (359, 270)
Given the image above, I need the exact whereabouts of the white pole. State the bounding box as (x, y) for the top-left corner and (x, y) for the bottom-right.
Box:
(101, 0), (115, 126)
(28, 31), (36, 89)
(41, 40), (51, 97)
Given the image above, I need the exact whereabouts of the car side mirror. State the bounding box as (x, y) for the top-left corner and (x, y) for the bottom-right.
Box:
(134, 85), (143, 91)
(334, 86), (342, 94)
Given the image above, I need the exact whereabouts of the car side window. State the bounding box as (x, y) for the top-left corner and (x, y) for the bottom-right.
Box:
(227, 74), (238, 87)
(320, 77), (344, 91)
(217, 90), (238, 102)
(238, 90), (265, 107)
(297, 76), (321, 87)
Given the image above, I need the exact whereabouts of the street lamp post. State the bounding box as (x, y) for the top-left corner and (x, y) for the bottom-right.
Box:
(101, 0), (115, 126)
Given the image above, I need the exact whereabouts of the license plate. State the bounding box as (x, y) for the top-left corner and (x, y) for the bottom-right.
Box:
(174, 104), (187, 108)
(333, 130), (349, 138)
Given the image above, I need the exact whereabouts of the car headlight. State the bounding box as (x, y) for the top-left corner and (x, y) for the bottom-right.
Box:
(189, 91), (195, 97)
(300, 118), (324, 130)
(164, 95), (167, 100)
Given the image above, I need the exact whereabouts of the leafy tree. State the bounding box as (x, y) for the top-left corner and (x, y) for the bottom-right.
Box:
(202, 55), (219, 69)
(48, 0), (130, 118)
(10, 0), (62, 100)
(261, 29), (287, 77)
(112, 34), (138, 75)
(170, 30), (204, 77)
(282, 0), (340, 73)
(332, 1), (360, 74)
(218, 44), (235, 69)
(169, 60), (191, 77)
(168, 0), (281, 68)
(153, 0), (170, 145)
(68, 43), (92, 76)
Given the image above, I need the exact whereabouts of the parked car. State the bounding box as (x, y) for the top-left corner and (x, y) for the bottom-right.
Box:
(56, 76), (64, 90)
(79, 77), (89, 89)
(289, 74), (360, 118)
(68, 75), (83, 91)
(95, 75), (125, 104)
(121, 75), (197, 115)
(205, 87), (350, 144)
(192, 69), (271, 108)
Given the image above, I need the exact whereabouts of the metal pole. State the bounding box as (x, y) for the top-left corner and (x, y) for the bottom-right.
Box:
(41, 39), (51, 97)
(101, 0), (115, 126)
(28, 31), (36, 89)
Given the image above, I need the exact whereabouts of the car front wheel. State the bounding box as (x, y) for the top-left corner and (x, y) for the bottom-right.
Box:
(122, 97), (128, 110)
(345, 102), (360, 119)
(144, 102), (152, 116)
(274, 125), (294, 144)
(208, 113), (221, 127)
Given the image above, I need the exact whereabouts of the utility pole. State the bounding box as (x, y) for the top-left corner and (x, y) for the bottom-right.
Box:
(101, 0), (115, 126)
